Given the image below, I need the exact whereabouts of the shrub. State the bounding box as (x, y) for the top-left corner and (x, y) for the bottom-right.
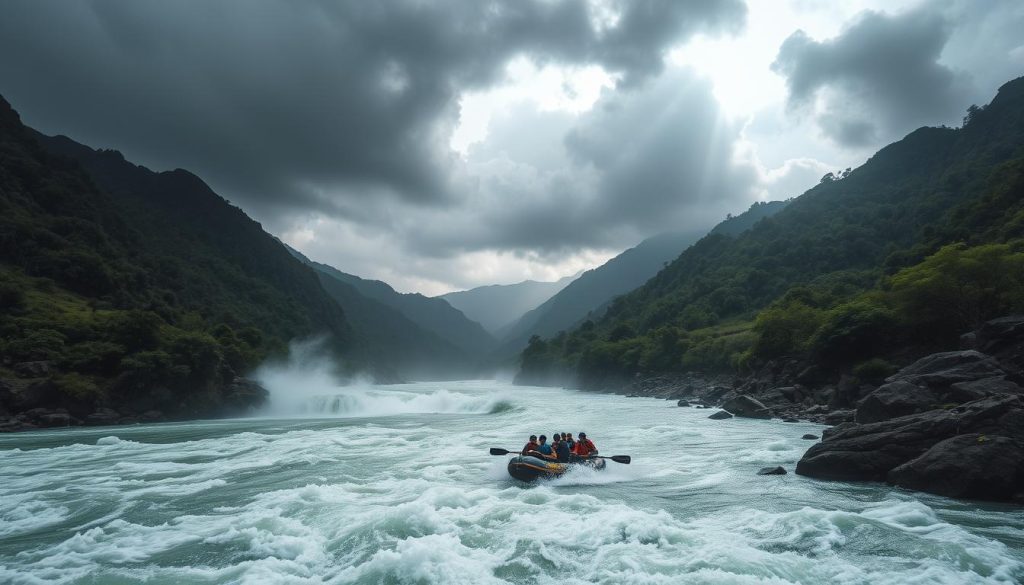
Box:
(852, 358), (896, 384)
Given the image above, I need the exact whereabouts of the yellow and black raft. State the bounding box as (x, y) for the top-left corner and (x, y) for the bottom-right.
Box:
(506, 454), (606, 482)
(488, 448), (629, 482)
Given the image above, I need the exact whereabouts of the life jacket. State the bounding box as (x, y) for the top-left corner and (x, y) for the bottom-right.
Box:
(573, 439), (596, 457)
(522, 441), (539, 454)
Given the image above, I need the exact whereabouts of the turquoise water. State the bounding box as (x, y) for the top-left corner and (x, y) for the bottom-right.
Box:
(1, 380), (1022, 584)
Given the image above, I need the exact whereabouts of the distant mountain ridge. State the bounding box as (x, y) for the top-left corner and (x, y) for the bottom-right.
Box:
(495, 200), (789, 358)
(285, 247), (496, 363)
(439, 274), (577, 334)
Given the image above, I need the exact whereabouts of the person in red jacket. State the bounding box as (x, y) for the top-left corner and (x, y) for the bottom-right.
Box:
(572, 432), (598, 458)
(521, 435), (539, 456)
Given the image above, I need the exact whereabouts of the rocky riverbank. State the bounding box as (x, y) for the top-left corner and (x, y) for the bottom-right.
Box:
(587, 315), (1024, 503)
(0, 375), (269, 432)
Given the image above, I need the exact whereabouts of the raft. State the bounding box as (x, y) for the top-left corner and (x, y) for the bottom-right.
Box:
(506, 455), (606, 482)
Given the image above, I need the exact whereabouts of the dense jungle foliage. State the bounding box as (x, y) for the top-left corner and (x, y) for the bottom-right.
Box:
(518, 77), (1024, 387)
(0, 96), (352, 416)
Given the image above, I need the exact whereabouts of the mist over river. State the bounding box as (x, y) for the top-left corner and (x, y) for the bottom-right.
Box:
(2, 380), (1023, 584)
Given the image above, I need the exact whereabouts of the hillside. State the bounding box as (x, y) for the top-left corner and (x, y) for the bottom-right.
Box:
(518, 77), (1024, 388)
(498, 200), (788, 358)
(295, 256), (496, 359)
(440, 274), (577, 334)
(287, 246), (483, 378)
(0, 95), (354, 424)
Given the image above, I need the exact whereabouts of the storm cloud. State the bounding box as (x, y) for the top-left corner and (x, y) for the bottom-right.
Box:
(0, 0), (744, 211)
(772, 6), (967, 147)
(771, 0), (1024, 148)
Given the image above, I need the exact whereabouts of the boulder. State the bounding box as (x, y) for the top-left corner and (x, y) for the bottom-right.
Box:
(702, 385), (731, 403)
(140, 410), (164, 421)
(856, 381), (938, 424)
(775, 386), (803, 403)
(801, 434), (819, 440)
(822, 422), (855, 440)
(677, 399), (690, 407)
(720, 395), (772, 419)
(36, 412), (72, 427)
(708, 410), (733, 420)
(796, 395), (1024, 500)
(757, 466), (787, 475)
(887, 434), (1024, 501)
(885, 350), (1006, 389)
(949, 377), (1022, 402)
(782, 417), (800, 423)
(222, 377), (269, 412)
(86, 408), (121, 426)
(973, 315), (1024, 354)
(824, 409), (855, 425)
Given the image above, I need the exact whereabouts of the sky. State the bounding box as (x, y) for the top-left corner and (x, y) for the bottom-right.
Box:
(1, 1), (1022, 295)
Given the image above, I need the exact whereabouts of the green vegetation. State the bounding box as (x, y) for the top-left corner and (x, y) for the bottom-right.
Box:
(0, 96), (352, 416)
(518, 77), (1024, 387)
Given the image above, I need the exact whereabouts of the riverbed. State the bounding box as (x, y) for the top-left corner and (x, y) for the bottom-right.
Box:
(1, 381), (1022, 584)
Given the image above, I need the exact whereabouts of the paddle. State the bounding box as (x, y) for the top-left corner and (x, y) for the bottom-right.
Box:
(489, 447), (631, 464)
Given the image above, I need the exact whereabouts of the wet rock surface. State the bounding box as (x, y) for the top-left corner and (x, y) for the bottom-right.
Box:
(796, 395), (1024, 501)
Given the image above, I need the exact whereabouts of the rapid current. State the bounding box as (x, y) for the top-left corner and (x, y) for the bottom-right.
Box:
(1, 380), (1023, 584)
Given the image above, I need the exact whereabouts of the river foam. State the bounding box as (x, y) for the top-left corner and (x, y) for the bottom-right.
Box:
(1, 380), (1021, 584)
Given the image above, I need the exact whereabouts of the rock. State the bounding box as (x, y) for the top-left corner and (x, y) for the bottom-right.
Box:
(140, 410), (164, 421)
(775, 386), (803, 403)
(856, 381), (938, 424)
(720, 395), (771, 419)
(782, 417), (800, 423)
(708, 410), (733, 420)
(223, 377), (269, 412)
(959, 331), (978, 350)
(822, 422), (855, 440)
(887, 434), (1024, 502)
(804, 404), (828, 415)
(796, 395), (1024, 498)
(824, 409), (855, 425)
(85, 408), (121, 426)
(949, 377), (1022, 402)
(702, 385), (731, 403)
(13, 360), (53, 378)
(677, 399), (690, 407)
(802, 434), (819, 440)
(973, 315), (1024, 354)
(757, 466), (787, 475)
(814, 386), (836, 405)
(36, 412), (72, 427)
(886, 350), (1006, 389)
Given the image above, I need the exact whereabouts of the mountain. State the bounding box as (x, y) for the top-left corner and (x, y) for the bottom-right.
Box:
(439, 274), (577, 334)
(497, 200), (789, 358)
(518, 76), (1024, 387)
(285, 246), (483, 378)
(288, 251), (496, 360)
(0, 94), (355, 422)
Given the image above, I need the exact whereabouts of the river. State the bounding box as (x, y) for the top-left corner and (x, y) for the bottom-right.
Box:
(1, 380), (1022, 584)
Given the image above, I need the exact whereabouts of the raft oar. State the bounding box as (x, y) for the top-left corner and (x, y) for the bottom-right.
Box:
(488, 447), (630, 464)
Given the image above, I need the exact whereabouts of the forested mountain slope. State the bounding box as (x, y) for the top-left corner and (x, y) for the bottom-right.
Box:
(440, 274), (577, 334)
(499, 200), (788, 358)
(519, 77), (1024, 387)
(295, 256), (496, 359)
(0, 95), (353, 421)
(287, 247), (483, 378)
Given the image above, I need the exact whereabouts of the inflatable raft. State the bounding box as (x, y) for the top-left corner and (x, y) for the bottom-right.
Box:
(506, 455), (606, 482)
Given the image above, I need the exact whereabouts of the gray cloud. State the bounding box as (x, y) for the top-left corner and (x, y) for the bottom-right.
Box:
(0, 0), (745, 217)
(399, 70), (760, 258)
(772, 6), (970, 147)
